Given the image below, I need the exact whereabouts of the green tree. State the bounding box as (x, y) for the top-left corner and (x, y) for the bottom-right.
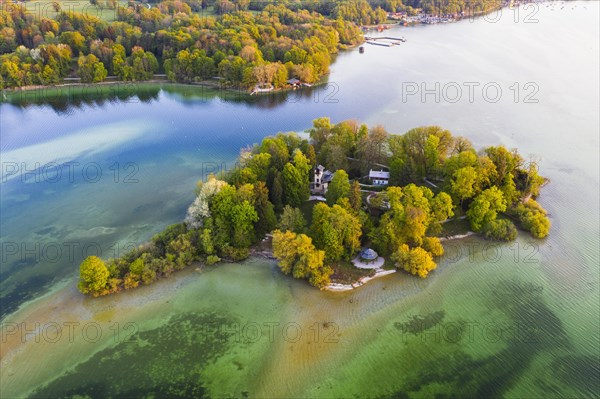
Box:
(282, 162), (308, 207)
(311, 202), (361, 261)
(467, 187), (507, 231)
(77, 53), (107, 83)
(512, 199), (550, 238)
(349, 180), (363, 212)
(253, 181), (277, 238)
(270, 171), (284, 211)
(279, 205), (306, 233)
(450, 166), (478, 205)
(326, 170), (351, 205)
(78, 256), (109, 296)
(482, 219), (518, 241)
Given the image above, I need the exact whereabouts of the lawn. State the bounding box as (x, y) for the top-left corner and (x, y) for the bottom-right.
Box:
(329, 259), (374, 285)
(437, 216), (471, 237)
(21, 0), (130, 22)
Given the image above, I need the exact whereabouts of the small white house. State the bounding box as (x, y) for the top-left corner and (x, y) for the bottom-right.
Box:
(369, 169), (390, 186)
(312, 165), (334, 194)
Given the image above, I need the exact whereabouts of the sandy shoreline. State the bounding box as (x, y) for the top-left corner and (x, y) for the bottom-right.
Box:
(325, 269), (397, 291)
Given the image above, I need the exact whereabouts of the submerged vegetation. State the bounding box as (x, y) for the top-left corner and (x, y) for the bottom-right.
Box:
(78, 117), (550, 296)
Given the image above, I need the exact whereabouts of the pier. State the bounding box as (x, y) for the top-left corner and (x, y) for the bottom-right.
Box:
(364, 36), (407, 47)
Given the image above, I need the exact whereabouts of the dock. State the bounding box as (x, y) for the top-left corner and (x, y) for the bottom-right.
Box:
(364, 36), (407, 47)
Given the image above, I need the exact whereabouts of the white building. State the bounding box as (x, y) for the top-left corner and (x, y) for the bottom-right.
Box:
(312, 165), (334, 194)
(369, 169), (390, 186)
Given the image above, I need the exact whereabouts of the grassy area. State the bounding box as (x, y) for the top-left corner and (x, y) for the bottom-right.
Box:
(437, 217), (471, 237)
(329, 259), (374, 285)
(23, 0), (130, 22)
(382, 256), (396, 270)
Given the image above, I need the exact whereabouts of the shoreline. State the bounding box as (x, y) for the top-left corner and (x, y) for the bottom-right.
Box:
(0, 79), (330, 102)
(0, 2), (525, 100)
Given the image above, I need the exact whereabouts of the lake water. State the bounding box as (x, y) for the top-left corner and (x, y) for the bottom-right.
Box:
(1, 2), (598, 398)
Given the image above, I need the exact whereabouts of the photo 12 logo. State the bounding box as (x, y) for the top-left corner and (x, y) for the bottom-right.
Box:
(1, 321), (139, 344)
(1, 240), (141, 265)
(401, 81), (540, 104)
(1, 161), (139, 184)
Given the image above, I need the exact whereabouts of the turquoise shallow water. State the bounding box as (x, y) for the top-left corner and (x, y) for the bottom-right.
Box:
(1, 2), (598, 397)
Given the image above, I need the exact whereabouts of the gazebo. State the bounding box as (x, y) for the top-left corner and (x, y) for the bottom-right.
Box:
(359, 248), (378, 264)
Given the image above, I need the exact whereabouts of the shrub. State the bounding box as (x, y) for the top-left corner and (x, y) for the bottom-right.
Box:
(220, 246), (250, 261)
(206, 255), (221, 265)
(511, 200), (550, 238)
(482, 219), (517, 241)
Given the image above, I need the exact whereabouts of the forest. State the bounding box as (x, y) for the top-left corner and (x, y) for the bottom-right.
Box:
(1, 0), (503, 89)
(0, 0), (363, 88)
(78, 118), (551, 296)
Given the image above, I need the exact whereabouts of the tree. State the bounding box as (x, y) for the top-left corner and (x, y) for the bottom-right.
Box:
(349, 180), (362, 212)
(450, 166), (478, 205)
(485, 146), (522, 186)
(247, 153), (271, 182)
(391, 126), (453, 181)
(185, 175), (228, 229)
(311, 202), (361, 261)
(211, 185), (258, 250)
(77, 53), (107, 83)
(392, 244), (437, 278)
(231, 200), (259, 248)
(270, 171), (284, 211)
(272, 230), (331, 288)
(253, 181), (277, 238)
(282, 162), (308, 207)
(482, 219), (517, 241)
(422, 237), (444, 257)
(358, 125), (389, 172)
(326, 170), (351, 205)
(512, 199), (550, 238)
(279, 205), (306, 233)
(78, 256), (109, 296)
(308, 117), (333, 152)
(424, 134), (441, 177)
(467, 187), (507, 231)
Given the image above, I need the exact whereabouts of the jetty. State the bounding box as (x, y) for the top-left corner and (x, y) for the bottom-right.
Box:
(364, 36), (406, 47)
(250, 83), (274, 95)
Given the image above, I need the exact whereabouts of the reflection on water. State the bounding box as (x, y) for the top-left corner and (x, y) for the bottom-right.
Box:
(2, 81), (332, 114)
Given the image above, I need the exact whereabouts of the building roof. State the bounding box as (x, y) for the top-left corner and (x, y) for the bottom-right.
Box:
(369, 169), (390, 179)
(287, 78), (301, 84)
(322, 170), (334, 183)
(359, 248), (378, 260)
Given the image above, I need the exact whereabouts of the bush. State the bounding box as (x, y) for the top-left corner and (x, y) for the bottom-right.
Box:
(482, 219), (517, 241)
(511, 200), (550, 238)
(220, 246), (250, 261)
(422, 237), (444, 256)
(206, 255), (221, 265)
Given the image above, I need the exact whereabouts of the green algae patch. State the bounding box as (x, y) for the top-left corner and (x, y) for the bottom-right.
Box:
(30, 311), (235, 399)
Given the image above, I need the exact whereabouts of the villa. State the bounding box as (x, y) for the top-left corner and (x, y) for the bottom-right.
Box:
(311, 165), (334, 194)
(369, 169), (390, 186)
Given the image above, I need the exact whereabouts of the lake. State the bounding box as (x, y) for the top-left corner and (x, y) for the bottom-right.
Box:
(1, 2), (598, 397)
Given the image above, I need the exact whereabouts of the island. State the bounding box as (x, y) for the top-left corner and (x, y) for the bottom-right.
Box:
(78, 117), (551, 296)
